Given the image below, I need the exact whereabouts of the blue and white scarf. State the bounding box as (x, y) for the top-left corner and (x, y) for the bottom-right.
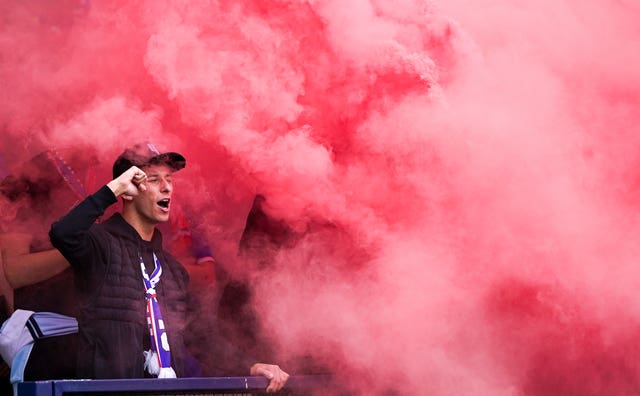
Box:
(140, 253), (176, 378)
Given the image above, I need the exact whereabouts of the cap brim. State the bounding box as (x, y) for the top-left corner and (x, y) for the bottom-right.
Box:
(149, 152), (186, 172)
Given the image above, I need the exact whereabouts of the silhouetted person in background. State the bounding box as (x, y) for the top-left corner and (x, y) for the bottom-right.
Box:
(215, 194), (355, 377)
(215, 195), (293, 369)
(0, 148), (95, 384)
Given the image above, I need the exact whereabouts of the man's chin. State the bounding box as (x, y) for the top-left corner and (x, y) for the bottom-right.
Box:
(155, 212), (170, 223)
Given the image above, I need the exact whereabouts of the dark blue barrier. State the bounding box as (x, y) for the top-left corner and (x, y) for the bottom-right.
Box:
(17, 375), (330, 395)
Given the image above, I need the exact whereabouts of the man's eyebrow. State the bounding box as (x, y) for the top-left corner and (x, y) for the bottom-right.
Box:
(146, 172), (173, 178)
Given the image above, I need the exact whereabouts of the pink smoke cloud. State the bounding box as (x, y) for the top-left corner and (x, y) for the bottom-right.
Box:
(2, 0), (640, 394)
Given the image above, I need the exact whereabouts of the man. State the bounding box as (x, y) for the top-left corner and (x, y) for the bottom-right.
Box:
(49, 143), (288, 392)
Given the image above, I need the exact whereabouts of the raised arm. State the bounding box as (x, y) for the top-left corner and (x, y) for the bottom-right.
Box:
(0, 233), (69, 289)
(49, 166), (146, 266)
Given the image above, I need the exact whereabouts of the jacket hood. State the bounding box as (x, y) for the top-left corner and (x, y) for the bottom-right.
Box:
(101, 213), (164, 249)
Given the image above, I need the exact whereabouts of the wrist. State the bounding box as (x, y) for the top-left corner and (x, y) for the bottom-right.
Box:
(106, 180), (125, 197)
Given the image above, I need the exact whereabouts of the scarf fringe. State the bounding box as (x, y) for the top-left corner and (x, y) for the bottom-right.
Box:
(144, 350), (176, 378)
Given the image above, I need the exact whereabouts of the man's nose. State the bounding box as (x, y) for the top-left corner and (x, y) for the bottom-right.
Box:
(160, 179), (172, 192)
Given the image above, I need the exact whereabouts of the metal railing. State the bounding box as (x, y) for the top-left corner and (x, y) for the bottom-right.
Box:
(17, 375), (330, 396)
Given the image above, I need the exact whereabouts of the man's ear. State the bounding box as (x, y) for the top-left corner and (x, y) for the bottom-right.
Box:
(121, 195), (134, 202)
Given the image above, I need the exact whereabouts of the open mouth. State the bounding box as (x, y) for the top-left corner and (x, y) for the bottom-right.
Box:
(157, 198), (170, 210)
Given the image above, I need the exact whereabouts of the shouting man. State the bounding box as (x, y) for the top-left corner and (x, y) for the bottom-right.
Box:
(49, 143), (288, 392)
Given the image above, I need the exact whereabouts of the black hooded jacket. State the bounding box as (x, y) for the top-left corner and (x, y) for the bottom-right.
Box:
(49, 185), (189, 379)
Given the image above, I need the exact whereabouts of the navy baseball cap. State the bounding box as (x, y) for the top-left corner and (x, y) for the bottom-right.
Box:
(112, 143), (186, 178)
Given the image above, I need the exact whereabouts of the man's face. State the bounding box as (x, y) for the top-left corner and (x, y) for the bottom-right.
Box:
(132, 163), (175, 224)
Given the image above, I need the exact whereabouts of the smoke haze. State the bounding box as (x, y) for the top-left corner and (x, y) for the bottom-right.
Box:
(2, 0), (640, 394)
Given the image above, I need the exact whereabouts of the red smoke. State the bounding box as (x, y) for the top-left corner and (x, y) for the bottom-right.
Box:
(2, 1), (640, 394)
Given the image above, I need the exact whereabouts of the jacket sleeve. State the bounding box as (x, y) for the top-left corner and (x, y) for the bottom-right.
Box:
(49, 185), (117, 269)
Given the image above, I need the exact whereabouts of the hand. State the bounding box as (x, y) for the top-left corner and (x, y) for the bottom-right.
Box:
(107, 166), (147, 198)
(250, 363), (290, 393)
